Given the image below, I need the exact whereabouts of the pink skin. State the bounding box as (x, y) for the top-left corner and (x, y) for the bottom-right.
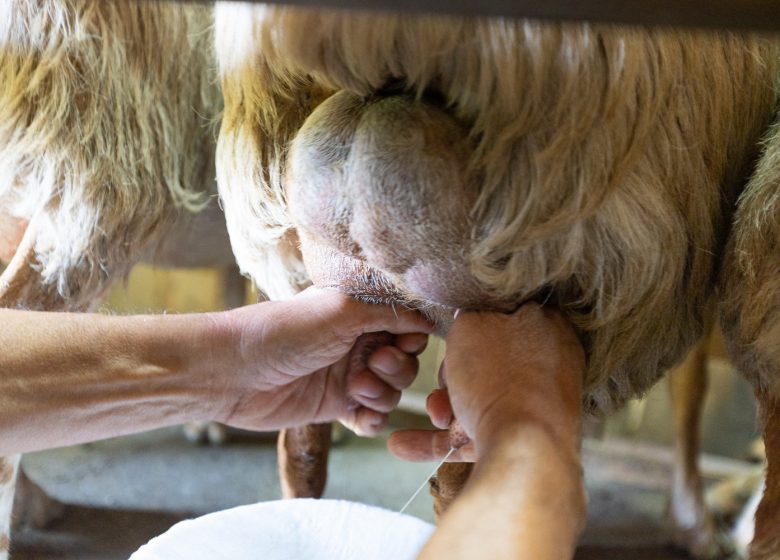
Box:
(0, 216), (26, 264)
(294, 228), (513, 334)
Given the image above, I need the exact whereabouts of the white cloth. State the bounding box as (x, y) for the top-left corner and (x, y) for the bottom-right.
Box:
(130, 499), (435, 560)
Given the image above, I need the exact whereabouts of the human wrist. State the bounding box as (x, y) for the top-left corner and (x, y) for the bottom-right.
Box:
(470, 424), (587, 542)
(475, 402), (582, 462)
(474, 422), (586, 523)
(184, 309), (245, 424)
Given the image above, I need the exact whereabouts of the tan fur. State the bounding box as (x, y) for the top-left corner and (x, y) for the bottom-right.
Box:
(215, 4), (778, 413)
(0, 0), (219, 309)
(722, 120), (780, 394)
(743, 392), (780, 560)
(720, 79), (780, 559)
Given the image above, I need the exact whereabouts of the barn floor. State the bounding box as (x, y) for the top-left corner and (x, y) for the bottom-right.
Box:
(10, 427), (754, 560)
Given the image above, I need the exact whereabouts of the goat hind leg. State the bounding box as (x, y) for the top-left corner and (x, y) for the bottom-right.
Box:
(668, 335), (733, 559)
(277, 424), (332, 499)
(749, 390), (780, 560)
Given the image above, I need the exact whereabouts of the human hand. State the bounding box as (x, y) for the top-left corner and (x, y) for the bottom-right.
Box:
(209, 287), (433, 435)
(388, 303), (585, 462)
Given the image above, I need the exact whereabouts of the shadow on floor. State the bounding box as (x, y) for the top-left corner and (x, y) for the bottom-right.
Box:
(575, 546), (690, 560)
(12, 506), (189, 560)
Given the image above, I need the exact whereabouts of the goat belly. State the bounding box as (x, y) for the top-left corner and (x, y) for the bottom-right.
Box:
(215, 5), (780, 412)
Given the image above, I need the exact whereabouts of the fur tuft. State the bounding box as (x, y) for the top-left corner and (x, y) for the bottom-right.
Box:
(0, 0), (220, 307)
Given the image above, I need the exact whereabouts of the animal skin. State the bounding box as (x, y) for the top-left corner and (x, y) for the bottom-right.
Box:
(0, 2), (220, 557)
(213, 4), (780, 558)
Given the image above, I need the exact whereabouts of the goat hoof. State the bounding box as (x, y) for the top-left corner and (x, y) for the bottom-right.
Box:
(672, 519), (735, 559)
(183, 422), (229, 446)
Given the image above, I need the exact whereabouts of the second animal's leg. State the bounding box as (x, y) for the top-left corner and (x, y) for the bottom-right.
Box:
(749, 390), (780, 560)
(277, 424), (332, 499)
(0, 456), (20, 560)
(668, 336), (732, 559)
(430, 463), (474, 518)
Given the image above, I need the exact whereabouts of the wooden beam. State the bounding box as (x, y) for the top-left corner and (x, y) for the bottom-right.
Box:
(192, 0), (780, 31)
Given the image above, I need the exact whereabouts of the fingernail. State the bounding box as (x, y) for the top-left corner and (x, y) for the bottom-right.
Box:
(369, 347), (403, 375)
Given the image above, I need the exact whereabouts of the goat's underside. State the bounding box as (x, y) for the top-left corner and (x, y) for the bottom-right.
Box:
(215, 4), (780, 411)
(3, 1), (780, 559)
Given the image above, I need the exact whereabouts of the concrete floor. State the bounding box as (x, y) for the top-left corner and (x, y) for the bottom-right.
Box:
(9, 426), (749, 560)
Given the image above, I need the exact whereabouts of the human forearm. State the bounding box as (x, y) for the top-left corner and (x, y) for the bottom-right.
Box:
(389, 306), (587, 558)
(0, 309), (218, 454)
(419, 425), (586, 560)
(0, 290), (431, 454)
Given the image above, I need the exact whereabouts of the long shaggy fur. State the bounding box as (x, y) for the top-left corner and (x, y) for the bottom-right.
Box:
(722, 120), (780, 393)
(0, 0), (219, 309)
(215, 4), (779, 413)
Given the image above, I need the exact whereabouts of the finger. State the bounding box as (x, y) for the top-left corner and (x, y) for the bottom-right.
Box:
(347, 369), (402, 413)
(352, 388), (402, 414)
(387, 429), (476, 463)
(347, 368), (392, 399)
(395, 333), (429, 355)
(426, 388), (453, 429)
(341, 407), (388, 437)
(367, 346), (419, 390)
(348, 300), (435, 335)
